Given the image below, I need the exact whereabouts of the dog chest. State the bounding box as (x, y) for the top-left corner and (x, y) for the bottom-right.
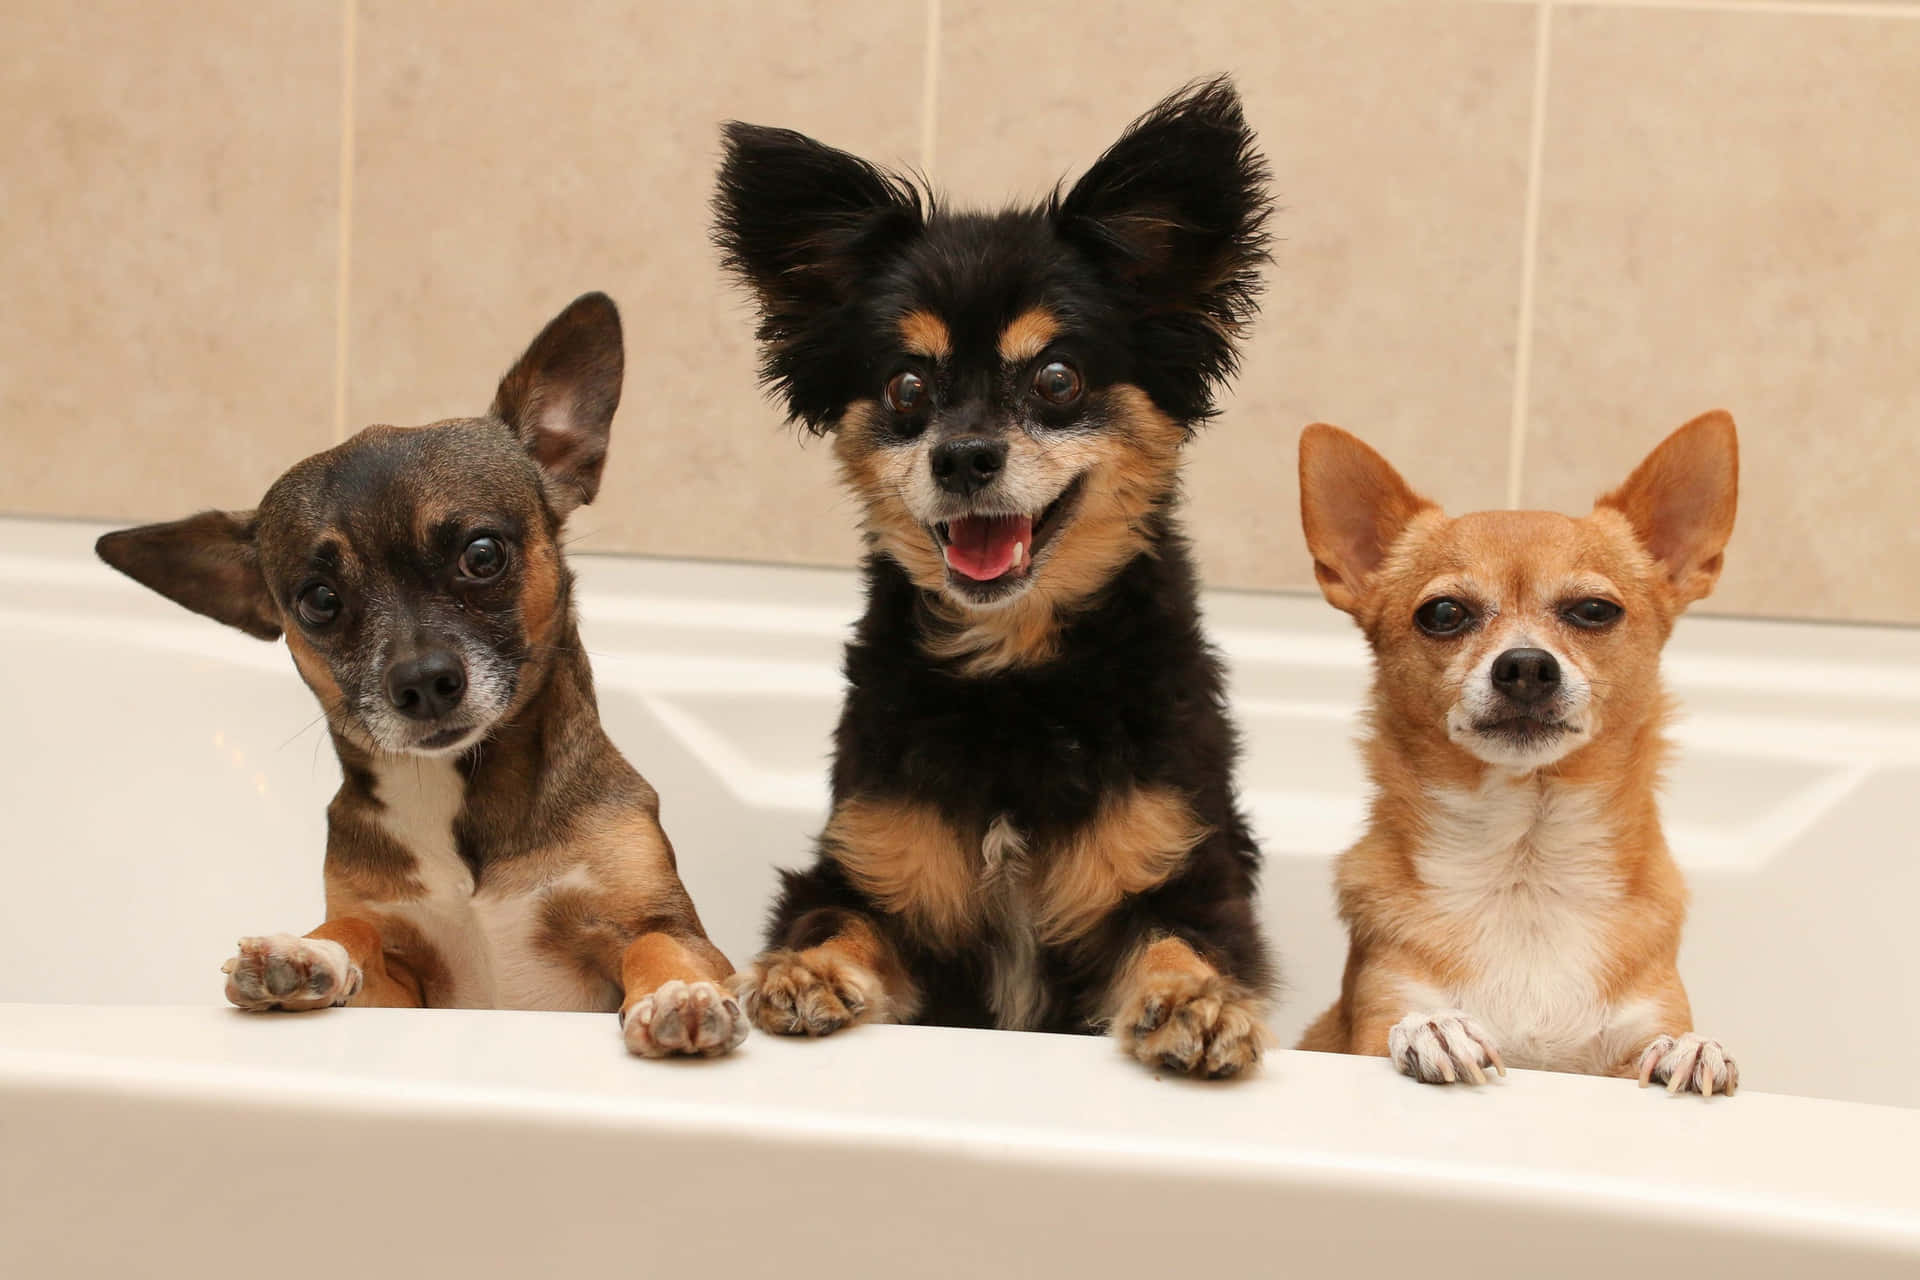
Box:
(363, 757), (608, 1011)
(1413, 779), (1630, 1071)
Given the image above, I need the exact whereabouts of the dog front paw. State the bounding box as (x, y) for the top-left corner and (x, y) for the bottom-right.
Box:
(1389, 1010), (1505, 1085)
(622, 980), (748, 1058)
(222, 934), (360, 1012)
(1114, 970), (1269, 1079)
(1637, 1032), (1738, 1097)
(733, 948), (882, 1037)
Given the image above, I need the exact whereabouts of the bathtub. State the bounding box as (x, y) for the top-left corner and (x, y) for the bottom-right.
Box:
(2, 514), (1917, 1278)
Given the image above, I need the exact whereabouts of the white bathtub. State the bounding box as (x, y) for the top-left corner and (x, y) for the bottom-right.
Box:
(2, 515), (1917, 1277)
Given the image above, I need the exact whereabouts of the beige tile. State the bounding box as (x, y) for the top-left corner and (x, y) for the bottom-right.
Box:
(1525, 6), (1920, 624)
(349, 0), (927, 565)
(0, 1), (340, 521)
(937, 0), (1538, 592)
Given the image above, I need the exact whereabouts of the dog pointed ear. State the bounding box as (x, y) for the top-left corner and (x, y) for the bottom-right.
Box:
(492, 292), (624, 519)
(1052, 76), (1273, 427)
(711, 122), (925, 431)
(96, 510), (281, 640)
(1298, 425), (1435, 615)
(1596, 410), (1739, 606)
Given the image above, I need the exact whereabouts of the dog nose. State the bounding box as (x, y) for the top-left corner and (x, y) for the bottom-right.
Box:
(930, 437), (1006, 497)
(385, 651), (467, 720)
(1491, 648), (1561, 704)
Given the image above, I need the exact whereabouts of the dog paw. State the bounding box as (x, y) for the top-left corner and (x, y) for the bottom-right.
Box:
(1114, 970), (1269, 1079)
(221, 934), (360, 1012)
(621, 980), (748, 1058)
(1637, 1032), (1738, 1097)
(1389, 1010), (1506, 1085)
(733, 948), (882, 1037)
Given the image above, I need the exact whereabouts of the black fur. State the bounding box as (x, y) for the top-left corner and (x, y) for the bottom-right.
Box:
(774, 527), (1273, 1030)
(715, 77), (1277, 1040)
(714, 75), (1271, 433)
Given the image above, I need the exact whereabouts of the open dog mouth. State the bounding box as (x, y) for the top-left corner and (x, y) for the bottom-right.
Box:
(930, 474), (1087, 596)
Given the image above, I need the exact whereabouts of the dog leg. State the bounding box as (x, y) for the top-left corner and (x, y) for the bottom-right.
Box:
(1106, 935), (1271, 1079)
(735, 913), (918, 1037)
(221, 917), (419, 1011)
(1633, 1032), (1739, 1097)
(619, 931), (747, 1058)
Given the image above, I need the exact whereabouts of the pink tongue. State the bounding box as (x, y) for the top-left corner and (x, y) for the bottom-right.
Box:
(944, 514), (1033, 581)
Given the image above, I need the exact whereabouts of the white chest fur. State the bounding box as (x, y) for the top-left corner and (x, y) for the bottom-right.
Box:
(1409, 776), (1650, 1072)
(366, 757), (610, 1012)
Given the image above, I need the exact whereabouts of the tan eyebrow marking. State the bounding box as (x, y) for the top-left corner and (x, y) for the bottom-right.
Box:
(997, 307), (1059, 364)
(898, 310), (952, 359)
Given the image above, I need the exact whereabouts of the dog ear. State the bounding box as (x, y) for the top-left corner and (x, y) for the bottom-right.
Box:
(96, 510), (281, 640)
(493, 291), (624, 518)
(711, 122), (925, 431)
(1298, 425), (1435, 615)
(1596, 410), (1739, 606)
(1052, 76), (1272, 427)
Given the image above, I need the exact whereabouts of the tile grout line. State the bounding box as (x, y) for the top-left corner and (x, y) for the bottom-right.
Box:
(331, 0), (357, 446)
(920, 0), (941, 179)
(1506, 1), (1553, 510)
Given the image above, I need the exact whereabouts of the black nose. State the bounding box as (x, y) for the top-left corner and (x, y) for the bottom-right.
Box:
(930, 437), (1006, 497)
(385, 651), (467, 720)
(1491, 647), (1561, 704)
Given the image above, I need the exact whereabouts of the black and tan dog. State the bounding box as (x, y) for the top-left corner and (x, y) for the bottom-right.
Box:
(96, 293), (746, 1057)
(713, 78), (1277, 1076)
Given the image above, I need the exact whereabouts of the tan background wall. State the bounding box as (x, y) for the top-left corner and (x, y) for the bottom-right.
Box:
(3, 0), (1917, 623)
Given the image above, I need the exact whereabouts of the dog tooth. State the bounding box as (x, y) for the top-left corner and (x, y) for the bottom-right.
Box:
(1013, 541), (1025, 567)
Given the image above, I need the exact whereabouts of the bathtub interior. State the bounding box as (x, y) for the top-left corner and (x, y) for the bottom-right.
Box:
(4, 517), (1918, 1110)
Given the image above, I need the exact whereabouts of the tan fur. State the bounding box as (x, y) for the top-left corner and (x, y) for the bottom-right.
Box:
(740, 915), (922, 1034)
(824, 797), (978, 946)
(1033, 787), (1208, 944)
(997, 307), (1059, 364)
(924, 386), (1185, 674)
(834, 386), (1184, 675)
(833, 399), (951, 589)
(822, 784), (1204, 952)
(306, 917), (423, 1007)
(1296, 414), (1739, 1085)
(619, 931), (729, 1013)
(1107, 936), (1270, 1077)
(284, 629), (345, 713)
(898, 309), (952, 360)
(517, 531), (565, 651)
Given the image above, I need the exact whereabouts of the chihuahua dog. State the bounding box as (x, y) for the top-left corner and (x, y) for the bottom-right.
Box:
(711, 78), (1276, 1077)
(96, 293), (746, 1058)
(1295, 412), (1739, 1095)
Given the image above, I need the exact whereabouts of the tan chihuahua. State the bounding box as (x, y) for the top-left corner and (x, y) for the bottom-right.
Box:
(1295, 412), (1739, 1096)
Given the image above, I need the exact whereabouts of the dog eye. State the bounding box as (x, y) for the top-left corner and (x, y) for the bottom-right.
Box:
(296, 583), (341, 628)
(459, 536), (507, 581)
(1563, 598), (1623, 629)
(884, 370), (928, 418)
(1032, 360), (1083, 408)
(1415, 597), (1473, 636)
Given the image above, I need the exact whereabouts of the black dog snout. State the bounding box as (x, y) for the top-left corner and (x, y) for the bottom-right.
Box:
(386, 651), (467, 720)
(930, 437), (1006, 497)
(1491, 648), (1561, 704)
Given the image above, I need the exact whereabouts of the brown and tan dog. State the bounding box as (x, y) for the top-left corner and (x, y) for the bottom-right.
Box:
(97, 293), (745, 1058)
(1295, 412), (1739, 1096)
